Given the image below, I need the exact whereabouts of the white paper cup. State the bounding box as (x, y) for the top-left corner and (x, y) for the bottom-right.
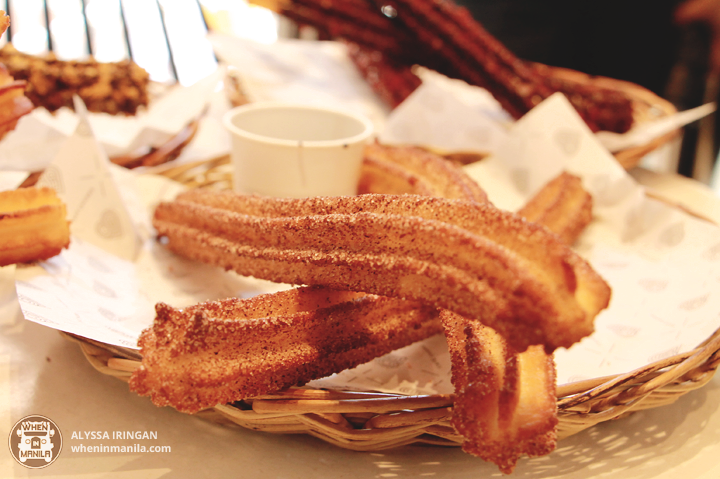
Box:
(223, 102), (374, 197)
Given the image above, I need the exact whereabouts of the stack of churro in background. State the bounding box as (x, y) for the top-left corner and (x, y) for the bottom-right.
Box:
(252, 0), (635, 133)
(0, 43), (150, 116)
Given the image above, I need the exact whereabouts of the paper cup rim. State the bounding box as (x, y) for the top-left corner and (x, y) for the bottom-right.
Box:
(222, 102), (375, 148)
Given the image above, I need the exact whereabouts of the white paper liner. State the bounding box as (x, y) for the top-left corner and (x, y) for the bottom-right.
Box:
(15, 174), (291, 349)
(207, 33), (390, 134)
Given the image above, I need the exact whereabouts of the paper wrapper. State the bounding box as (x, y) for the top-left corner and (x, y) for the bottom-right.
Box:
(0, 68), (229, 172)
(14, 88), (720, 396)
(208, 33), (390, 134)
(380, 69), (511, 155)
(14, 174), (290, 349)
(35, 96), (142, 261)
(381, 68), (713, 165)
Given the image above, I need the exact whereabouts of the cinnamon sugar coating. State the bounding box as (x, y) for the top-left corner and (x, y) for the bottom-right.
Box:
(442, 310), (557, 474)
(359, 143), (489, 203)
(129, 286), (441, 413)
(443, 172), (593, 472)
(152, 192), (610, 353)
(0, 187), (70, 266)
(518, 172), (593, 245)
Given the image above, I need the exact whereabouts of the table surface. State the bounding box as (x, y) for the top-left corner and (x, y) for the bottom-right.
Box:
(1, 169), (720, 479)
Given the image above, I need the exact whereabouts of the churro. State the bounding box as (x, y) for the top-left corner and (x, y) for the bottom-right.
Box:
(346, 42), (421, 108)
(358, 143), (489, 203)
(152, 192), (610, 353)
(444, 172), (593, 472)
(129, 286), (442, 413)
(442, 310), (557, 474)
(518, 172), (593, 245)
(0, 43), (149, 115)
(0, 187), (70, 266)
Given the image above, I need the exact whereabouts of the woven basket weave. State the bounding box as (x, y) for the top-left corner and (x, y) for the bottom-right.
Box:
(95, 65), (677, 173)
(65, 325), (720, 450)
(63, 155), (720, 452)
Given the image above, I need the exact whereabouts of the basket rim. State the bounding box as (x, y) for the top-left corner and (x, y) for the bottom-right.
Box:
(63, 317), (720, 443)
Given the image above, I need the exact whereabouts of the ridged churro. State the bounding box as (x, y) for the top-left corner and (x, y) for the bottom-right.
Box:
(0, 187), (70, 266)
(442, 310), (557, 474)
(443, 172), (593, 472)
(129, 286), (442, 413)
(346, 42), (422, 108)
(152, 192), (610, 353)
(518, 172), (593, 245)
(358, 143), (489, 203)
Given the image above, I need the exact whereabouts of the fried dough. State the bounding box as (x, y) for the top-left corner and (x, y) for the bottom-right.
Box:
(518, 172), (593, 245)
(152, 191), (610, 353)
(442, 310), (557, 474)
(129, 286), (442, 413)
(0, 187), (70, 266)
(358, 143), (489, 203)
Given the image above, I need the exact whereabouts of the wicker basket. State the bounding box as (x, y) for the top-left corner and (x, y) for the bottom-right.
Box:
(61, 156), (720, 453)
(64, 323), (720, 450)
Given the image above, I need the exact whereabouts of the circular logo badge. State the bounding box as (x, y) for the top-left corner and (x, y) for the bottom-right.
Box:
(8, 415), (63, 468)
